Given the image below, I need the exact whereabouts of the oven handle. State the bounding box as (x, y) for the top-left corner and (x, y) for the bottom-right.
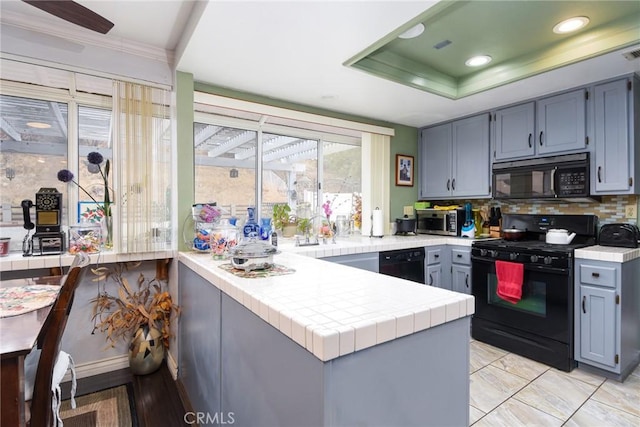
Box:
(471, 256), (570, 275)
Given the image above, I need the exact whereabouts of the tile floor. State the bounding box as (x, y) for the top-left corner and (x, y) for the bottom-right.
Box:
(469, 340), (640, 426)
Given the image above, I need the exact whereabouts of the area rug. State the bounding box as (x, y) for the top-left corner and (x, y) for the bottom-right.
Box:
(59, 383), (137, 427)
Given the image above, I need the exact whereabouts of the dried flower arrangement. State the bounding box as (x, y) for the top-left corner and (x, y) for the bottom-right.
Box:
(91, 261), (179, 349)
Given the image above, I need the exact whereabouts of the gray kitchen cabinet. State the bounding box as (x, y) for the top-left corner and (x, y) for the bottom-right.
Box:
(536, 89), (587, 155)
(419, 123), (451, 199)
(450, 246), (471, 294)
(324, 252), (379, 273)
(592, 77), (639, 194)
(425, 246), (446, 289)
(574, 258), (640, 381)
(492, 89), (587, 161)
(493, 102), (535, 161)
(419, 114), (490, 199)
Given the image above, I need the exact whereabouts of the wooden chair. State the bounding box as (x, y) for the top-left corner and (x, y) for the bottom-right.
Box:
(26, 256), (88, 426)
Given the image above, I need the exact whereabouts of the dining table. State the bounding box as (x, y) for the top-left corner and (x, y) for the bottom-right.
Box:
(0, 275), (63, 427)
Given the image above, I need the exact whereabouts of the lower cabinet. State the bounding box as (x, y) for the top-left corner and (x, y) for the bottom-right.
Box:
(451, 246), (472, 294)
(323, 252), (379, 273)
(426, 246), (445, 289)
(574, 258), (640, 381)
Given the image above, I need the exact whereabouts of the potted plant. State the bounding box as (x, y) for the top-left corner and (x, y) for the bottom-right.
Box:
(91, 260), (179, 375)
(272, 204), (297, 237)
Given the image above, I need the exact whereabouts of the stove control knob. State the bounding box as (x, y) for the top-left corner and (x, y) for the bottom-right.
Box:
(530, 255), (539, 263)
(480, 249), (488, 256)
(490, 250), (498, 258)
(544, 256), (553, 265)
(509, 252), (518, 261)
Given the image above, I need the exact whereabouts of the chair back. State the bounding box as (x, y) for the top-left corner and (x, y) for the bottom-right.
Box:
(29, 262), (87, 426)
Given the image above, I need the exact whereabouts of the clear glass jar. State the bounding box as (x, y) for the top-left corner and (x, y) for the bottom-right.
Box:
(211, 219), (238, 259)
(69, 223), (102, 254)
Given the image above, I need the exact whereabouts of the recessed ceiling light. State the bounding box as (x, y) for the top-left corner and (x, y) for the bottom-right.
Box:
(553, 16), (590, 34)
(465, 55), (492, 67)
(26, 122), (51, 129)
(398, 23), (425, 39)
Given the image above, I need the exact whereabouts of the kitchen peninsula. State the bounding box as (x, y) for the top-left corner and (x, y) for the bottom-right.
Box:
(178, 237), (474, 427)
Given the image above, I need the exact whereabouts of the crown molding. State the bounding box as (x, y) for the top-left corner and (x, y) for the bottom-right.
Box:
(0, 10), (174, 65)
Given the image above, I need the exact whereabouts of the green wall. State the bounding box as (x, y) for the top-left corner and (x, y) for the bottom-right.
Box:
(176, 72), (419, 237)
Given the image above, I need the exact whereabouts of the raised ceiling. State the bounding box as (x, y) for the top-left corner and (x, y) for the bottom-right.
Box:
(346, 0), (640, 99)
(1, 1), (639, 128)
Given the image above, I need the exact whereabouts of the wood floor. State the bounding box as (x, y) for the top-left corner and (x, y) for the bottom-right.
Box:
(62, 362), (189, 426)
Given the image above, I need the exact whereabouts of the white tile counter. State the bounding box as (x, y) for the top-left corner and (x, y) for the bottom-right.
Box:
(179, 250), (474, 362)
(0, 250), (175, 273)
(575, 245), (640, 263)
(281, 234), (479, 258)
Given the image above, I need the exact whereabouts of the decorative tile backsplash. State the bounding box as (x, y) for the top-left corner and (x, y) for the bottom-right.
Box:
(447, 195), (638, 227)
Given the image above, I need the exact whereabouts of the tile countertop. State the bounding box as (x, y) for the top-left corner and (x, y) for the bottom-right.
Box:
(179, 250), (474, 362)
(0, 234), (479, 272)
(575, 245), (640, 263)
(280, 234), (479, 258)
(0, 250), (176, 272)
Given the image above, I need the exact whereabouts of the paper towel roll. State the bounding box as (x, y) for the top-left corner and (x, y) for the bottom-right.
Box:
(372, 209), (384, 237)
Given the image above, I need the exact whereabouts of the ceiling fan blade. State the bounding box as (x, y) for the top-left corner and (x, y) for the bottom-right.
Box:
(22, 0), (114, 34)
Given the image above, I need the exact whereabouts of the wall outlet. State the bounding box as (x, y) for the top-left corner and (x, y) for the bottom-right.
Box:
(625, 204), (637, 219)
(403, 205), (414, 216)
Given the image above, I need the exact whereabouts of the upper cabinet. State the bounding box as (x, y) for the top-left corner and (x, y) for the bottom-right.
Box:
(493, 102), (535, 161)
(592, 77), (639, 195)
(419, 113), (491, 200)
(493, 89), (587, 161)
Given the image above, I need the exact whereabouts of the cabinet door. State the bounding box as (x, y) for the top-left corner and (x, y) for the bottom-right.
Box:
(426, 264), (442, 288)
(451, 265), (471, 294)
(419, 124), (452, 198)
(579, 285), (617, 368)
(536, 89), (586, 155)
(451, 114), (491, 198)
(494, 102), (535, 161)
(593, 79), (632, 193)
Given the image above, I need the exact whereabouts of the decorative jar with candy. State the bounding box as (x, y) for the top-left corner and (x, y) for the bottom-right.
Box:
(193, 227), (212, 252)
(211, 219), (238, 260)
(68, 223), (102, 254)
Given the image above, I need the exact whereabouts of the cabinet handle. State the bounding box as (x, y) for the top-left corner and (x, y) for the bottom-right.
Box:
(597, 166), (602, 183)
(465, 274), (469, 288)
(582, 296), (586, 313)
(452, 178), (456, 191)
(592, 272), (600, 278)
(434, 254), (439, 258)
(528, 133), (532, 148)
(539, 131), (543, 146)
(457, 254), (462, 258)
(428, 274), (433, 286)
(446, 179), (450, 191)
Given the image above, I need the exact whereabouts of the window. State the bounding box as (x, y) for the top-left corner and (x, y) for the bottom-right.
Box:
(193, 104), (362, 238)
(1, 59), (172, 253)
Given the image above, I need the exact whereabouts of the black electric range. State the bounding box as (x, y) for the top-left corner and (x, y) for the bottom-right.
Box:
(471, 214), (598, 371)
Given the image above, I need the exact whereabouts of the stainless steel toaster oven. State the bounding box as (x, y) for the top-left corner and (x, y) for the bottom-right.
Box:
(416, 208), (465, 236)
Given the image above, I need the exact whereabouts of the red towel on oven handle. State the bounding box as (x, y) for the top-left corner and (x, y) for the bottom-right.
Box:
(495, 260), (524, 304)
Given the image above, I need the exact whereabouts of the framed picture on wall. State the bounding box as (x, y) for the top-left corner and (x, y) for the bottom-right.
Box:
(396, 154), (414, 187)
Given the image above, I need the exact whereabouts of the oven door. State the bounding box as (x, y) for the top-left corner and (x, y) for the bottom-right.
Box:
(471, 256), (573, 343)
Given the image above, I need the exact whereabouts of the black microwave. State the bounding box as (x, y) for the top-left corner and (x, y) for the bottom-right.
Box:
(493, 153), (595, 200)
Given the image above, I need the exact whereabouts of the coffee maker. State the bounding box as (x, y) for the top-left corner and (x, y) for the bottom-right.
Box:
(22, 188), (65, 256)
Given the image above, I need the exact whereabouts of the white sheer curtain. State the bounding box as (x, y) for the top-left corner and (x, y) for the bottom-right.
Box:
(361, 132), (390, 236)
(113, 81), (171, 252)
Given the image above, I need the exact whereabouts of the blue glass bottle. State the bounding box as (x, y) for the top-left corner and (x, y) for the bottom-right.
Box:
(260, 218), (272, 240)
(243, 207), (260, 238)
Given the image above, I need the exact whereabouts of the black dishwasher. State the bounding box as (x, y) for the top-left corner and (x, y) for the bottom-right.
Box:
(379, 248), (425, 284)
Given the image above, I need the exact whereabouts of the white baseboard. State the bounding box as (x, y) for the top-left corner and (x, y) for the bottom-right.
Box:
(166, 351), (178, 379)
(63, 355), (129, 382)
(63, 353), (178, 382)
